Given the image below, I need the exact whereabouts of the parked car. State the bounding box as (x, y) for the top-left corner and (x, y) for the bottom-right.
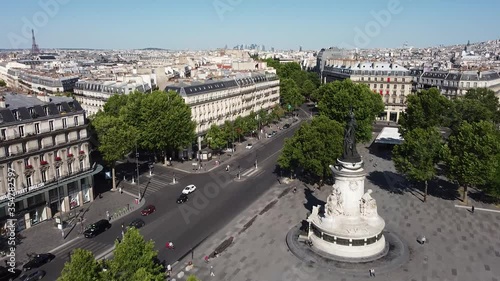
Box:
(128, 218), (145, 229)
(245, 143), (253, 149)
(176, 194), (188, 204)
(282, 124), (290, 129)
(141, 205), (156, 216)
(0, 266), (21, 281)
(22, 254), (54, 271)
(83, 219), (111, 238)
(182, 184), (197, 194)
(19, 270), (45, 281)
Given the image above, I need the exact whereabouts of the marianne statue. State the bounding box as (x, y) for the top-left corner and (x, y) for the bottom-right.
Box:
(341, 107), (361, 163)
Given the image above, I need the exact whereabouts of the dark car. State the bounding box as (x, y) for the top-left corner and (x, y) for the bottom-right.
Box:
(19, 270), (45, 281)
(176, 194), (188, 204)
(22, 254), (54, 271)
(141, 205), (156, 216)
(129, 218), (145, 229)
(282, 124), (290, 129)
(83, 219), (111, 238)
(0, 266), (21, 281)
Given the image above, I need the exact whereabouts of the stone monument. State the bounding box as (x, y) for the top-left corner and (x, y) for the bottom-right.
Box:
(306, 108), (386, 259)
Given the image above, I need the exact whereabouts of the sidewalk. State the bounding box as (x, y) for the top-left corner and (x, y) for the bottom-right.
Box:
(165, 116), (303, 175)
(2, 190), (142, 264)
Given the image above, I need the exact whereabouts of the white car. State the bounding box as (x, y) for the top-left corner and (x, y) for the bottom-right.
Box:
(182, 184), (197, 194)
(245, 143), (253, 149)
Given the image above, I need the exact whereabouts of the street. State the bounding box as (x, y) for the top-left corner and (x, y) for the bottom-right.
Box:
(38, 114), (304, 280)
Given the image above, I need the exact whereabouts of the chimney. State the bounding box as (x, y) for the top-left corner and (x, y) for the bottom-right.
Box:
(0, 96), (5, 108)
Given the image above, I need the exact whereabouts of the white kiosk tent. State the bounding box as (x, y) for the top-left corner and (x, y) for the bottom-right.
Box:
(374, 127), (404, 145)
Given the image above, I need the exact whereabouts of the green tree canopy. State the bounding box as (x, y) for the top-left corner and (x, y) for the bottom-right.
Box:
(278, 115), (343, 183)
(205, 124), (228, 151)
(103, 94), (129, 116)
(92, 113), (138, 190)
(398, 88), (452, 133)
(301, 79), (316, 98)
(280, 78), (305, 111)
(186, 275), (201, 281)
(444, 120), (500, 204)
(449, 88), (500, 130)
(0, 80), (6, 87)
(108, 228), (164, 281)
(392, 127), (444, 202)
(315, 79), (384, 143)
(58, 249), (102, 281)
(222, 120), (237, 143)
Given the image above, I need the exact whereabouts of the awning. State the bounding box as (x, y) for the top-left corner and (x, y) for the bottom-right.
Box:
(374, 127), (403, 145)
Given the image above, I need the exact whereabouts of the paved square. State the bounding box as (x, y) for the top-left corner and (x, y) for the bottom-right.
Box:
(174, 144), (500, 281)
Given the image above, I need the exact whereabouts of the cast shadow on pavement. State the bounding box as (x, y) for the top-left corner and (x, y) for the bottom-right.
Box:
(367, 171), (461, 202)
(303, 188), (325, 213)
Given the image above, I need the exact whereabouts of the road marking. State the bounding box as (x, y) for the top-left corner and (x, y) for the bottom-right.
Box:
(95, 246), (115, 260)
(48, 236), (83, 253)
(244, 169), (261, 177)
(454, 205), (500, 213)
(241, 169), (254, 177)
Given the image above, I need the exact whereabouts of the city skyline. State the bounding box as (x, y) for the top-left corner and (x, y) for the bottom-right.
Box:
(1, 0), (500, 51)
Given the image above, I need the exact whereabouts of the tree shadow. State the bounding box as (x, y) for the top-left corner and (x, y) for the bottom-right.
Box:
(367, 142), (394, 161)
(366, 171), (406, 195)
(468, 189), (500, 205)
(303, 188), (326, 212)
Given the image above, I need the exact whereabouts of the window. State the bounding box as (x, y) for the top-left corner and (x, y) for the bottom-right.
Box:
(40, 154), (44, 161)
(62, 118), (67, 129)
(394, 78), (398, 82)
(392, 98), (396, 104)
(26, 175), (32, 187)
(373, 84), (377, 88)
(380, 84), (383, 88)
(41, 171), (47, 182)
(68, 162), (73, 174)
(401, 85), (405, 89)
(393, 84), (397, 89)
(56, 166), (61, 178)
(74, 116), (79, 126)
(24, 158), (29, 166)
(79, 159), (84, 170)
(34, 123), (40, 134)
(386, 84), (390, 89)
(402, 78), (406, 82)
(49, 120), (54, 131)
(18, 126), (25, 137)
(1, 129), (5, 140)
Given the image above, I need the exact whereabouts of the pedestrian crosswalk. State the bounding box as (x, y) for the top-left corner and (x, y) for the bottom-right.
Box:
(51, 237), (112, 263)
(122, 171), (187, 198)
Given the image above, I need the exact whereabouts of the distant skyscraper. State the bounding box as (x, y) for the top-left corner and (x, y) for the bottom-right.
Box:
(299, 46), (303, 52)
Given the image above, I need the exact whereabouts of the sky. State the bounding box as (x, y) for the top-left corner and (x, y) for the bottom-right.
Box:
(1, 0), (499, 50)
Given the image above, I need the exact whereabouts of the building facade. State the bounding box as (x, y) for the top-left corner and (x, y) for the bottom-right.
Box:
(416, 70), (500, 99)
(0, 93), (101, 232)
(165, 72), (280, 156)
(322, 62), (412, 122)
(74, 78), (153, 116)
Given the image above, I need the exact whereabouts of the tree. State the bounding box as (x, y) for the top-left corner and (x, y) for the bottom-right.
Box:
(444, 121), (500, 204)
(449, 88), (500, 129)
(271, 105), (285, 121)
(205, 124), (227, 152)
(140, 90), (195, 163)
(186, 275), (201, 281)
(280, 78), (304, 111)
(92, 113), (138, 191)
(103, 94), (130, 117)
(107, 228), (164, 281)
(483, 153), (500, 198)
(306, 72), (321, 88)
(233, 116), (246, 142)
(58, 249), (102, 281)
(222, 120), (237, 145)
(0, 80), (6, 87)
(278, 115), (343, 183)
(398, 88), (452, 134)
(316, 79), (384, 143)
(301, 80), (316, 99)
(392, 127), (444, 202)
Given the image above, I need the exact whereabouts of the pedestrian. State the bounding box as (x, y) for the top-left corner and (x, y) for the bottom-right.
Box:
(226, 165), (229, 171)
(471, 205), (475, 213)
(204, 255), (210, 263)
(119, 187), (122, 194)
(166, 264), (171, 273)
(210, 266), (215, 277)
(106, 211), (110, 221)
(127, 203), (130, 210)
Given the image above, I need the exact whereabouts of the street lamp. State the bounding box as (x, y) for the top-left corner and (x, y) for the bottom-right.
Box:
(238, 165), (241, 179)
(135, 140), (141, 201)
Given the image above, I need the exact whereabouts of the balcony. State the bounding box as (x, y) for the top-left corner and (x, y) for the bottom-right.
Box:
(1, 137), (90, 162)
(0, 124), (88, 146)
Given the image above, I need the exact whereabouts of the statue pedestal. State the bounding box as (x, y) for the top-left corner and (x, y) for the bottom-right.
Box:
(306, 159), (386, 259)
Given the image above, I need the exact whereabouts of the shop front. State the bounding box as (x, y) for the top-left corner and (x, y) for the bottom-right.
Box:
(68, 182), (80, 210)
(81, 178), (91, 203)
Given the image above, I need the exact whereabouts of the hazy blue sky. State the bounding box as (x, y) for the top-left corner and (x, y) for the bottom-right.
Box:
(1, 0), (499, 50)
